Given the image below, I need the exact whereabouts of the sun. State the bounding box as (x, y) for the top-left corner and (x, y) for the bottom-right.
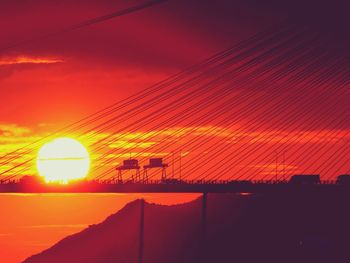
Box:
(36, 137), (90, 184)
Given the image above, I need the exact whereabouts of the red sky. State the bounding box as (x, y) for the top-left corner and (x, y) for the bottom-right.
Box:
(1, 0), (350, 262)
(0, 0), (277, 127)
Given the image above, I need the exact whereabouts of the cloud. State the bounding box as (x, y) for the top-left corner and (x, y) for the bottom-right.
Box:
(0, 56), (63, 66)
(247, 129), (350, 145)
(0, 123), (31, 136)
(108, 140), (156, 149)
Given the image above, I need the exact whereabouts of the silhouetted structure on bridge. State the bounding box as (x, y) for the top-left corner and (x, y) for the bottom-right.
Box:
(116, 158), (168, 183)
(143, 158), (168, 182)
(116, 159), (141, 182)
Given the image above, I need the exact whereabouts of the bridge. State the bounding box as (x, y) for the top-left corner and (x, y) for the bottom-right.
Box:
(1, 175), (350, 194)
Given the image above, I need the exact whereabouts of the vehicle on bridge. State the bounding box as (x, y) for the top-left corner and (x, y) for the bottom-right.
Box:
(336, 174), (350, 185)
(227, 180), (253, 186)
(289, 174), (320, 185)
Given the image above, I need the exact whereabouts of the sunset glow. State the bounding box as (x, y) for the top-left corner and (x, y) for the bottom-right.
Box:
(36, 138), (90, 184)
(0, 56), (63, 66)
(1, 0), (350, 262)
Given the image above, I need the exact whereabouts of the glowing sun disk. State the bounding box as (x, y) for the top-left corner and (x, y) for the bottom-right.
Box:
(36, 137), (90, 184)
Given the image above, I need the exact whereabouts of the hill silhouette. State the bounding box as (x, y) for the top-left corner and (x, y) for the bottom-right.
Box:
(23, 193), (350, 263)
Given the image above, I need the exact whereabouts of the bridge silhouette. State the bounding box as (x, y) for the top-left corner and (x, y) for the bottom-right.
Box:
(1, 173), (350, 194)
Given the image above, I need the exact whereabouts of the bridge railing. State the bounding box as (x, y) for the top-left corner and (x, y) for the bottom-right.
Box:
(0, 178), (342, 186)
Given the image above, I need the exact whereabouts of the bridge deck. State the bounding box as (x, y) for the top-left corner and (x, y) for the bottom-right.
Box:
(0, 181), (349, 194)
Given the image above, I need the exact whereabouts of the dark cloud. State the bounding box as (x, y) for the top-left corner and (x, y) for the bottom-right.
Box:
(1, 0), (349, 68)
(0, 0), (281, 67)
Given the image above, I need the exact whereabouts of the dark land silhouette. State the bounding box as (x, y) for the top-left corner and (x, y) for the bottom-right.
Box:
(23, 192), (350, 263)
